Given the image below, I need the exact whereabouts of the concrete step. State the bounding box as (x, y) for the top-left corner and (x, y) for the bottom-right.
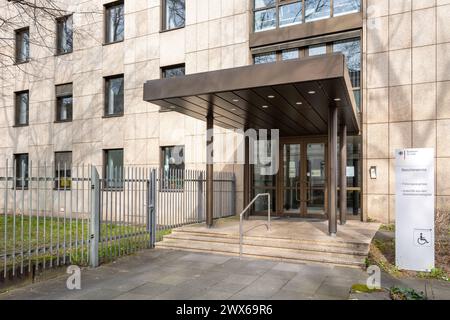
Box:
(172, 229), (370, 251)
(164, 231), (369, 256)
(156, 237), (367, 268)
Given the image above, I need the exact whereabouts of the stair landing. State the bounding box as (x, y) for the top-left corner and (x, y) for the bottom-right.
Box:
(157, 217), (380, 268)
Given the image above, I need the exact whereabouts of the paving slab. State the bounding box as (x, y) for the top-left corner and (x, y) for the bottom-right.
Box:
(2, 248), (448, 300)
(237, 277), (289, 298)
(128, 282), (172, 297)
(315, 282), (351, 299)
(271, 290), (314, 300)
(114, 292), (153, 300)
(191, 290), (235, 300)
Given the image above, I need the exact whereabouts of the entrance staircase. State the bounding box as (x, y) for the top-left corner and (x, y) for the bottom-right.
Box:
(156, 221), (373, 268)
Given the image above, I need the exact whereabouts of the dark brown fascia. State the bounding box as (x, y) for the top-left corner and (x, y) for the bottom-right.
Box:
(143, 53), (346, 101)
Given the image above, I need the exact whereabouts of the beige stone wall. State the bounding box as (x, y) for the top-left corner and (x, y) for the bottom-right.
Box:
(0, 0), (251, 213)
(362, 0), (450, 223)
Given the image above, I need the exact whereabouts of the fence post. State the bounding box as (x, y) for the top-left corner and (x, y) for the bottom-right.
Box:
(197, 171), (204, 222)
(90, 166), (100, 268)
(147, 169), (157, 248)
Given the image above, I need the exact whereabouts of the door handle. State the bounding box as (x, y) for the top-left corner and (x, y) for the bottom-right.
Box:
(305, 181), (311, 202)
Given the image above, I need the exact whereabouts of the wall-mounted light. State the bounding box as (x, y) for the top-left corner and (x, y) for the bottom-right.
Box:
(369, 166), (377, 179)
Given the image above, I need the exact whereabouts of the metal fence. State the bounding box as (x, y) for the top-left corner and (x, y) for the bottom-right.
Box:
(0, 161), (235, 283)
(0, 161), (92, 281)
(155, 169), (236, 233)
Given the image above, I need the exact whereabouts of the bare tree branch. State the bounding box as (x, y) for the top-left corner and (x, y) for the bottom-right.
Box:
(0, 0), (102, 79)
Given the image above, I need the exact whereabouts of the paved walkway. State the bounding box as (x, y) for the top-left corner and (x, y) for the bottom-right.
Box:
(1, 249), (448, 300)
(1, 249), (369, 300)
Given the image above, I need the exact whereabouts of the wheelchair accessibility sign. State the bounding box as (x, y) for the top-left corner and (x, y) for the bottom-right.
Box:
(414, 229), (432, 248)
(395, 148), (435, 272)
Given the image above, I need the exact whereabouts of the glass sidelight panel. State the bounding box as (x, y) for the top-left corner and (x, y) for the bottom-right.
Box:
(306, 143), (326, 214)
(283, 144), (301, 213)
(254, 188), (276, 212)
(338, 135), (362, 217)
(253, 140), (276, 213)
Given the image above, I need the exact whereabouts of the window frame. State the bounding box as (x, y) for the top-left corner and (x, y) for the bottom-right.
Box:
(160, 145), (185, 192)
(14, 90), (29, 127)
(14, 153), (29, 189)
(103, 149), (124, 190)
(54, 151), (72, 190)
(332, 0), (361, 17)
(55, 83), (73, 123)
(332, 37), (361, 111)
(104, 0), (125, 45)
(15, 27), (30, 64)
(281, 48), (300, 60)
(252, 0), (361, 32)
(254, 51), (277, 64)
(161, 64), (186, 78)
(161, 0), (186, 32)
(104, 74), (124, 117)
(279, 0), (303, 28)
(253, 0), (278, 32)
(55, 14), (73, 55)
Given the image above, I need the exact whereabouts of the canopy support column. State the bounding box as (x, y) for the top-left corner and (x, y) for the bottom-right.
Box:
(340, 124), (347, 225)
(243, 133), (250, 219)
(206, 112), (214, 228)
(328, 105), (338, 236)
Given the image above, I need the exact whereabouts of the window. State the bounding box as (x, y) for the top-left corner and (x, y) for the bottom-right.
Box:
(279, 1), (302, 27)
(104, 149), (124, 189)
(333, 38), (361, 88)
(162, 64), (185, 78)
(15, 91), (29, 126)
(308, 44), (326, 56)
(254, 1), (360, 32)
(163, 0), (185, 30)
(333, 38), (361, 110)
(305, 0), (331, 22)
(15, 28), (30, 63)
(254, 52), (277, 64)
(55, 152), (72, 189)
(105, 1), (124, 44)
(55, 83), (73, 122)
(105, 75), (124, 116)
(333, 0), (360, 17)
(14, 154), (29, 189)
(282, 49), (299, 60)
(254, 0), (276, 32)
(161, 146), (185, 190)
(56, 15), (73, 54)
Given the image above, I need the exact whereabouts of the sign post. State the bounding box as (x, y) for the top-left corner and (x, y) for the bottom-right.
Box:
(395, 148), (435, 272)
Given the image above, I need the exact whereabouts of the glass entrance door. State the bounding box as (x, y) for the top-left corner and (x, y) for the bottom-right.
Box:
(305, 143), (326, 216)
(282, 144), (301, 214)
(280, 139), (327, 217)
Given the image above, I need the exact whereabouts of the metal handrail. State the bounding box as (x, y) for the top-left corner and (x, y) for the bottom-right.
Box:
(239, 193), (271, 259)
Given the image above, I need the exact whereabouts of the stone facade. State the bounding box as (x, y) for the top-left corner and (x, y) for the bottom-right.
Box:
(0, 0), (252, 213)
(1, 0), (450, 223)
(362, 0), (450, 222)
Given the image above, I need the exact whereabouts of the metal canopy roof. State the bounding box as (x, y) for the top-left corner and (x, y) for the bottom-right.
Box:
(143, 53), (360, 136)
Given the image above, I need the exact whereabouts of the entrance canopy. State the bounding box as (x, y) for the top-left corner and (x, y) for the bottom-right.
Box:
(143, 53), (360, 136)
